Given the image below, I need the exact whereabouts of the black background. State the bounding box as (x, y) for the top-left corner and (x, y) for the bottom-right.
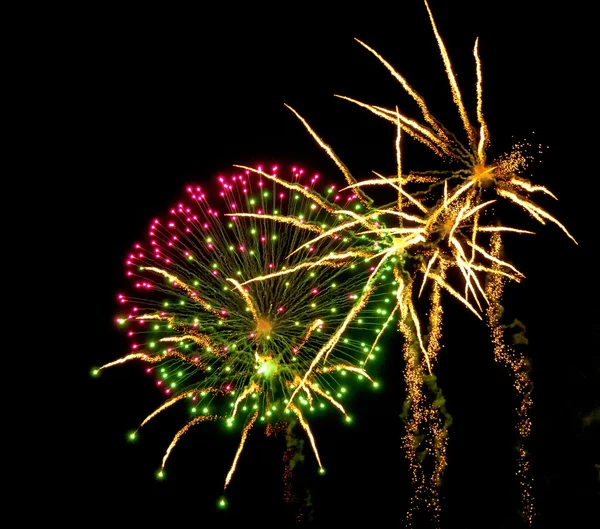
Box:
(42, 1), (597, 527)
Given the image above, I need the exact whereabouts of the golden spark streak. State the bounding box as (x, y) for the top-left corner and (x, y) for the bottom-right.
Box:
(464, 239), (525, 276)
(451, 237), (489, 307)
(142, 267), (218, 314)
(424, 0), (476, 151)
(135, 313), (172, 321)
(474, 38), (489, 163)
(498, 188), (577, 244)
(454, 253), (484, 311)
(224, 411), (258, 489)
(334, 95), (447, 157)
(373, 171), (429, 213)
(408, 297), (432, 375)
(395, 108), (404, 209)
(138, 393), (191, 430)
(295, 319), (324, 353)
(226, 278), (259, 322)
(510, 177), (558, 199)
(478, 226), (535, 234)
(462, 199), (496, 222)
(289, 403), (323, 469)
(306, 379), (347, 416)
(224, 212), (324, 233)
(232, 383), (259, 418)
(286, 217), (373, 258)
(239, 257), (344, 285)
(282, 105), (372, 206)
(97, 353), (164, 371)
(325, 364), (374, 382)
(286, 284), (376, 407)
(448, 195), (473, 242)
(365, 303), (399, 367)
(233, 165), (339, 214)
(419, 250), (440, 297)
(160, 415), (216, 472)
(160, 333), (215, 350)
(359, 228), (425, 237)
(354, 38), (449, 143)
(427, 180), (475, 230)
(427, 270), (482, 319)
(376, 208), (427, 224)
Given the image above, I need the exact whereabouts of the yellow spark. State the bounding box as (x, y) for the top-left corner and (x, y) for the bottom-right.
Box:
(138, 393), (192, 430)
(159, 333), (217, 352)
(282, 105), (372, 206)
(373, 171), (429, 213)
(427, 270), (482, 319)
(286, 284), (376, 407)
(306, 378), (347, 415)
(408, 299), (432, 375)
(160, 415), (216, 473)
(424, 0), (476, 151)
(289, 403), (323, 470)
(334, 95), (448, 157)
(294, 319), (324, 353)
(224, 212), (324, 233)
(365, 303), (399, 367)
(226, 278), (259, 322)
(478, 226), (535, 234)
(419, 250), (439, 297)
(323, 364), (374, 382)
(464, 238), (525, 276)
(462, 199), (496, 222)
(451, 237), (489, 308)
(497, 188), (577, 244)
(233, 164), (339, 214)
(142, 267), (219, 314)
(376, 208), (427, 224)
(96, 353), (155, 371)
(474, 37), (489, 163)
(354, 38), (450, 144)
(232, 383), (259, 418)
(447, 194), (473, 241)
(510, 177), (558, 199)
(224, 411), (258, 489)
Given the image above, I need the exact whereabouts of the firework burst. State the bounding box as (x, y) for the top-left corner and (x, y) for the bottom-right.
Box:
(93, 164), (392, 500)
(273, 1), (576, 526)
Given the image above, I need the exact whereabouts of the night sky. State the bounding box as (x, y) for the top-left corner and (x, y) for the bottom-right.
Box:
(55, 1), (598, 527)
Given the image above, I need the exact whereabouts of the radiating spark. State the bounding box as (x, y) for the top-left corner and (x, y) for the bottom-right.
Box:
(283, 105), (372, 206)
(225, 411), (258, 489)
(419, 250), (439, 297)
(474, 37), (489, 162)
(510, 177), (557, 199)
(497, 188), (577, 243)
(423, 0), (476, 152)
(289, 403), (323, 470)
(160, 415), (217, 473)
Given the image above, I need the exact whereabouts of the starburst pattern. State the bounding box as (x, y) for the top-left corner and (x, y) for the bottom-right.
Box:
(94, 164), (392, 498)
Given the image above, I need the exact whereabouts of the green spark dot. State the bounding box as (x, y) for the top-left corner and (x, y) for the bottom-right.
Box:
(157, 470), (165, 479)
(319, 468), (326, 475)
(91, 368), (100, 377)
(203, 407), (209, 414)
(218, 498), (227, 509)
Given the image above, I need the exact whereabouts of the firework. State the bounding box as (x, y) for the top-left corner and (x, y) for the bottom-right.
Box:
(273, 1), (576, 526)
(93, 164), (392, 501)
